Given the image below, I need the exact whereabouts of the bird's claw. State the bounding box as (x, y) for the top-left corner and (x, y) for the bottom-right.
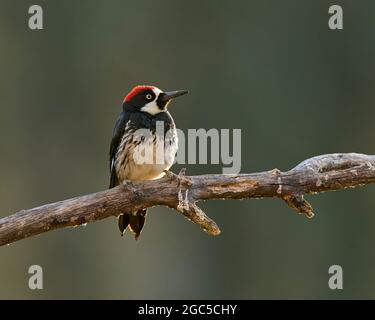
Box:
(122, 179), (138, 194)
(122, 179), (134, 187)
(163, 169), (192, 187)
(163, 169), (179, 180)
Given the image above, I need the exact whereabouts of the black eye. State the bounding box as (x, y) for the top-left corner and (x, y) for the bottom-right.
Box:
(146, 94), (153, 100)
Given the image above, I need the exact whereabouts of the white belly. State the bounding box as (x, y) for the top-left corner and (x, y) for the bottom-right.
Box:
(115, 129), (178, 182)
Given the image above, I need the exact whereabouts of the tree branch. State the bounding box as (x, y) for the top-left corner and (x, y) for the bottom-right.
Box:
(1, 153), (375, 246)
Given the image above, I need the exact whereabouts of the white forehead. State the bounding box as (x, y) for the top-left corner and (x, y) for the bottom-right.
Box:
(152, 87), (163, 96)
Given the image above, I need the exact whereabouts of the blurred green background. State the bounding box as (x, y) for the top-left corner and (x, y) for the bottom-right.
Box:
(1, 0), (375, 299)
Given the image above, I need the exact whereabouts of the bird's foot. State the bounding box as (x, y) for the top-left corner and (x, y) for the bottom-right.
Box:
(122, 179), (134, 187)
(163, 168), (192, 187)
(122, 179), (138, 193)
(163, 169), (177, 180)
(122, 179), (143, 200)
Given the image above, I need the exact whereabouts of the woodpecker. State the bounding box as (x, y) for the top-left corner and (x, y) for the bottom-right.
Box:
(109, 85), (188, 239)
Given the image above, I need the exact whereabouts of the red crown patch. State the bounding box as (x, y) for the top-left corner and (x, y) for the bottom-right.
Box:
(123, 85), (156, 103)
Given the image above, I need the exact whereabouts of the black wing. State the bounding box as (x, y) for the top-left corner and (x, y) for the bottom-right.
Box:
(109, 111), (129, 188)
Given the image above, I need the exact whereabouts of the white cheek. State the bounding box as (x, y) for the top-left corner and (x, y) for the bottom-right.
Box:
(140, 87), (164, 115)
(141, 101), (164, 115)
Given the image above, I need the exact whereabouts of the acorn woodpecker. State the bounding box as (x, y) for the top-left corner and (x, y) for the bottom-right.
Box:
(109, 85), (188, 239)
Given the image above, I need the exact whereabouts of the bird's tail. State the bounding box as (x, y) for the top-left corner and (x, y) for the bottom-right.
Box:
(118, 209), (147, 240)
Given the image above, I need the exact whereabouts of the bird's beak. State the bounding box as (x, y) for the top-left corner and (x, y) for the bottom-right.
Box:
(160, 90), (189, 102)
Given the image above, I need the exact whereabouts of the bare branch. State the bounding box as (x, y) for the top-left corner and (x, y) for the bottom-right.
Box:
(1, 153), (375, 246)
